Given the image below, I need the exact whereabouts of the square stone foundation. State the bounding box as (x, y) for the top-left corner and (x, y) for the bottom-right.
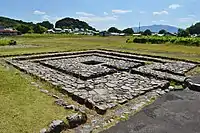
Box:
(6, 50), (197, 114)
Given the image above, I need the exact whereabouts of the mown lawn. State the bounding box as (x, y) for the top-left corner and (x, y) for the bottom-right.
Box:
(0, 65), (71, 133)
(1, 34), (200, 62)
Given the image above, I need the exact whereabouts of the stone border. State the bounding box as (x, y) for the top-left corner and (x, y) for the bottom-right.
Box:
(5, 50), (197, 114)
(184, 76), (200, 91)
(2, 49), (200, 64)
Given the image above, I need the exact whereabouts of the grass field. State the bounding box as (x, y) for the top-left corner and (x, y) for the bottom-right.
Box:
(0, 64), (75, 133)
(0, 38), (11, 46)
(1, 34), (200, 62)
(0, 34), (200, 133)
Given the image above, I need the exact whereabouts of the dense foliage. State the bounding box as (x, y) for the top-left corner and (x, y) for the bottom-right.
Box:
(55, 17), (96, 31)
(0, 16), (34, 28)
(122, 28), (134, 35)
(186, 22), (200, 35)
(158, 29), (167, 34)
(0, 16), (47, 34)
(37, 21), (54, 29)
(32, 24), (47, 34)
(142, 29), (152, 36)
(108, 27), (121, 33)
(128, 36), (200, 46)
(177, 29), (189, 37)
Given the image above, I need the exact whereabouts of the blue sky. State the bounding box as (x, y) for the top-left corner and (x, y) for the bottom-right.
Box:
(0, 0), (199, 30)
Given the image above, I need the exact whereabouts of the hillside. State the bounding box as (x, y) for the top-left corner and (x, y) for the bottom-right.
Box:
(0, 16), (34, 28)
(133, 24), (179, 33)
(55, 17), (96, 31)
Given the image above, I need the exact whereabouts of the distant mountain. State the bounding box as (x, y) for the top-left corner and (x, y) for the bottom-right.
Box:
(133, 24), (179, 33)
(55, 17), (96, 31)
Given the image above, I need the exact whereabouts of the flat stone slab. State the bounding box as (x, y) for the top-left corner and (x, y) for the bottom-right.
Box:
(185, 75), (200, 91)
(5, 50), (197, 114)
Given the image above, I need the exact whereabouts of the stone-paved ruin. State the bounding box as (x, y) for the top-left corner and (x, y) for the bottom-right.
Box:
(6, 50), (197, 114)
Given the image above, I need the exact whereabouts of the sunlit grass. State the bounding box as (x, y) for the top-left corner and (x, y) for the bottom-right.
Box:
(0, 65), (72, 133)
(0, 38), (11, 46)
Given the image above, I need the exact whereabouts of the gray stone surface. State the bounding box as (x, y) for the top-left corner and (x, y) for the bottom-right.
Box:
(48, 120), (66, 133)
(101, 90), (200, 133)
(132, 62), (192, 82)
(67, 112), (87, 128)
(6, 50), (197, 114)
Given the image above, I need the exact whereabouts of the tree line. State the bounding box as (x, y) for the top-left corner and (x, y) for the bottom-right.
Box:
(0, 16), (54, 34)
(1, 16), (200, 36)
(108, 22), (200, 37)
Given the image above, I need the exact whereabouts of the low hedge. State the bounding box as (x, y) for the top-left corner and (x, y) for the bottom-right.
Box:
(128, 36), (200, 46)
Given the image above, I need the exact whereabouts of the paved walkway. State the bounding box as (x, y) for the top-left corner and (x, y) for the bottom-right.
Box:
(102, 89), (200, 133)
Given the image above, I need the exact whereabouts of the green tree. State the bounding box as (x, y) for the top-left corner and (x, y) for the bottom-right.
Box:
(33, 24), (47, 34)
(55, 17), (96, 31)
(108, 27), (121, 33)
(158, 29), (167, 34)
(16, 24), (32, 34)
(186, 22), (200, 35)
(143, 29), (152, 36)
(177, 29), (189, 37)
(122, 28), (134, 35)
(37, 21), (54, 29)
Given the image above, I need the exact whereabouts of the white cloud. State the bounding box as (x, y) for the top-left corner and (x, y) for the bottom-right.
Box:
(41, 15), (64, 24)
(78, 16), (118, 22)
(112, 9), (132, 14)
(33, 10), (46, 15)
(160, 20), (168, 22)
(76, 12), (95, 17)
(153, 10), (168, 15)
(42, 15), (50, 20)
(169, 4), (181, 9)
(139, 11), (146, 14)
(188, 14), (196, 18)
(178, 17), (195, 22)
(104, 12), (109, 15)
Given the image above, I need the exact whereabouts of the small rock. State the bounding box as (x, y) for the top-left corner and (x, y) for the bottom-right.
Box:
(40, 89), (49, 94)
(48, 120), (66, 133)
(157, 90), (166, 95)
(91, 120), (97, 125)
(105, 83), (116, 88)
(124, 111), (131, 114)
(67, 113), (87, 128)
(165, 89), (170, 92)
(64, 105), (78, 111)
(120, 115), (126, 119)
(169, 86), (174, 90)
(52, 95), (60, 99)
(95, 105), (107, 115)
(54, 99), (68, 107)
(95, 125), (100, 129)
(82, 125), (93, 133)
(40, 128), (47, 133)
(118, 99), (127, 104)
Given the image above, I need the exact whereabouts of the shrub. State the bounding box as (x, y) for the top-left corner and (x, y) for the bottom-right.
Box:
(9, 40), (17, 45)
(0, 38), (17, 46)
(130, 36), (200, 46)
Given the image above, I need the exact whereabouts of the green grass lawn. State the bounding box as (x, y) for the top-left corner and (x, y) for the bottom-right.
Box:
(0, 34), (200, 133)
(0, 64), (72, 133)
(1, 34), (200, 62)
